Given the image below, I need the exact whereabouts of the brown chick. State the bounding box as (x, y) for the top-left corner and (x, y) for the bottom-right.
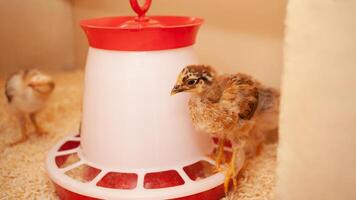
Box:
(171, 65), (279, 193)
(5, 69), (55, 145)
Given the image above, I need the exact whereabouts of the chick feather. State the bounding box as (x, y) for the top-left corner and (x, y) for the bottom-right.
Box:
(188, 73), (279, 146)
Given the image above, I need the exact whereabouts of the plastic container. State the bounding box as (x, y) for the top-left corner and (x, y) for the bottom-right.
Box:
(46, 0), (225, 199)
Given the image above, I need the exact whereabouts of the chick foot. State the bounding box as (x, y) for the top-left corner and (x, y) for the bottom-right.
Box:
(224, 147), (245, 194)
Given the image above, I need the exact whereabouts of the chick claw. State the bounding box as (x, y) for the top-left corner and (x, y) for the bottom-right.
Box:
(224, 160), (236, 193)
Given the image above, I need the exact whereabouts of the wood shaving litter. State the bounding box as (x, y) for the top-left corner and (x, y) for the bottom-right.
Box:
(0, 70), (276, 200)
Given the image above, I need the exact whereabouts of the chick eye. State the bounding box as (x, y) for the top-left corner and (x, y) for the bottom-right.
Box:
(187, 79), (197, 85)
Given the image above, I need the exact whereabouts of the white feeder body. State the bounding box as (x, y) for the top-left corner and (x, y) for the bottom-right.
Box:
(46, 6), (226, 199)
(81, 46), (211, 170)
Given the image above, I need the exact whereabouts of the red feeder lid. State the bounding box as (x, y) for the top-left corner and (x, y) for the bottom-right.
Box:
(80, 0), (203, 51)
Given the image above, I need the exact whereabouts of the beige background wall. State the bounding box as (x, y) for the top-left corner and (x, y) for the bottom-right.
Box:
(277, 0), (356, 200)
(0, 0), (75, 76)
(73, 0), (286, 88)
(0, 0), (285, 87)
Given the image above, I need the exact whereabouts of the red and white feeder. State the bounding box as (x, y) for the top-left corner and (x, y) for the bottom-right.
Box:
(46, 0), (226, 199)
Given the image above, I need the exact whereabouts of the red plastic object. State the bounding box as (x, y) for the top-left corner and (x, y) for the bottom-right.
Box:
(84, 166), (102, 182)
(55, 153), (79, 168)
(55, 155), (70, 167)
(172, 184), (225, 200)
(81, 16), (203, 51)
(183, 160), (216, 181)
(96, 172), (138, 189)
(58, 141), (80, 151)
(129, 0), (152, 21)
(81, 0), (203, 51)
(54, 184), (100, 200)
(144, 170), (185, 189)
(212, 137), (232, 148)
(54, 183), (225, 200)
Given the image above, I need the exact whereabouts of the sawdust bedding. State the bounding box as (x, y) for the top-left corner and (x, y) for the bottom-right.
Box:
(0, 70), (277, 200)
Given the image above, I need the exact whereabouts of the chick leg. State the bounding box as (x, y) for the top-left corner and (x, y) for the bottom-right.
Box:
(214, 137), (226, 171)
(30, 112), (47, 135)
(10, 114), (28, 146)
(224, 146), (245, 194)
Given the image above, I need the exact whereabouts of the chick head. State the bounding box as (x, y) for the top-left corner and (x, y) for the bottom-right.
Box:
(25, 69), (55, 94)
(171, 65), (216, 95)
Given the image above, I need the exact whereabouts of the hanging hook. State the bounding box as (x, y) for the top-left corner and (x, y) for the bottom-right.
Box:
(130, 0), (152, 21)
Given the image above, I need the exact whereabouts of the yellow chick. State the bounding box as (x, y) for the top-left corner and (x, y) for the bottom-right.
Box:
(171, 65), (279, 192)
(5, 69), (55, 145)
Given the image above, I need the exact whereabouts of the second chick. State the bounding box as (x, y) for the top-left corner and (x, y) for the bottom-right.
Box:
(5, 69), (55, 145)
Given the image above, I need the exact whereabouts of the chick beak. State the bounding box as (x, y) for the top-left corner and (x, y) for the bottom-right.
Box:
(171, 85), (185, 96)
